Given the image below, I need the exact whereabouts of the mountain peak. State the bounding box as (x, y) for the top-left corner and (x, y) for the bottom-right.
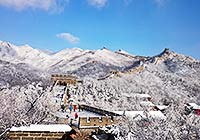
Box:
(163, 48), (170, 54)
(101, 47), (109, 50)
(0, 41), (12, 47)
(0, 41), (17, 57)
(115, 49), (132, 55)
(156, 48), (172, 57)
(20, 44), (34, 50)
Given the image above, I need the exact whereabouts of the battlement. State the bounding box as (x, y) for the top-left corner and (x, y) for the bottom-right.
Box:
(78, 116), (118, 129)
(80, 104), (121, 116)
(51, 74), (83, 86)
(8, 131), (64, 140)
(8, 124), (71, 140)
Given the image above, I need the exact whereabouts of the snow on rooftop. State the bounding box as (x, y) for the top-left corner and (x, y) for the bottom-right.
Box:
(113, 111), (124, 116)
(10, 124), (71, 132)
(188, 103), (200, 110)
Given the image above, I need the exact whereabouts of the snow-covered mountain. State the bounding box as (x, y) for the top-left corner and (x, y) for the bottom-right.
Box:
(0, 59), (49, 88)
(1, 41), (200, 139)
(0, 41), (138, 77)
(0, 41), (200, 87)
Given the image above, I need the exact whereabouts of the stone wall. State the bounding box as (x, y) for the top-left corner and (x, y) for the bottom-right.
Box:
(51, 74), (82, 86)
(80, 104), (121, 116)
(8, 131), (64, 140)
(79, 116), (118, 129)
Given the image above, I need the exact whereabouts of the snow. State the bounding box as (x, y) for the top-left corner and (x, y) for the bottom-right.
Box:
(122, 93), (152, 99)
(53, 110), (102, 118)
(10, 124), (72, 132)
(116, 49), (133, 56)
(133, 94), (151, 98)
(123, 93), (131, 98)
(0, 41), (135, 74)
(113, 111), (166, 120)
(0, 41), (200, 140)
(148, 111), (166, 119)
(126, 111), (145, 119)
(187, 103), (200, 110)
(155, 105), (168, 110)
(113, 111), (145, 119)
(113, 111), (125, 116)
(0, 41), (17, 57)
(140, 101), (155, 107)
(94, 48), (133, 66)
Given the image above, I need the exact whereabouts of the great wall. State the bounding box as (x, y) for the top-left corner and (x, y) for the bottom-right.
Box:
(98, 48), (172, 80)
(3, 48), (200, 140)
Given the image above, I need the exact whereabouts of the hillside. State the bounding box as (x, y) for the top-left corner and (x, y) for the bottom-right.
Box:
(1, 41), (200, 101)
(0, 59), (49, 88)
(0, 41), (138, 77)
(0, 41), (200, 99)
(0, 41), (200, 139)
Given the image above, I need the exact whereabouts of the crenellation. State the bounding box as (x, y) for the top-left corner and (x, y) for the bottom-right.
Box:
(9, 132), (65, 140)
(79, 116), (118, 129)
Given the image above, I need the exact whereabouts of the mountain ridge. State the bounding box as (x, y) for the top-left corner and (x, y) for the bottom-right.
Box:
(0, 41), (140, 75)
(0, 41), (200, 85)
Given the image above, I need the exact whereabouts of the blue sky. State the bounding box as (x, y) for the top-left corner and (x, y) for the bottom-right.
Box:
(0, 0), (200, 59)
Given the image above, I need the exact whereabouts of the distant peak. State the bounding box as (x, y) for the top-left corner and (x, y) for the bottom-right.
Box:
(0, 41), (13, 48)
(24, 44), (31, 47)
(116, 49), (128, 53)
(53, 47), (84, 56)
(101, 47), (109, 50)
(39, 49), (53, 55)
(61, 47), (83, 52)
(0, 41), (9, 45)
(163, 48), (170, 54)
(21, 44), (32, 48)
(158, 48), (171, 57)
(71, 47), (83, 51)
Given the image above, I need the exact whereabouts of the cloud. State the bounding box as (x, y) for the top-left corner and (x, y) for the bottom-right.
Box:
(0, 0), (69, 12)
(123, 0), (133, 6)
(57, 33), (80, 44)
(87, 0), (108, 8)
(154, 0), (167, 6)
(122, 0), (168, 7)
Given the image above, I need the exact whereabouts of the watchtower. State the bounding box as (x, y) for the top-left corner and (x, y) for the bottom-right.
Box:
(51, 74), (83, 86)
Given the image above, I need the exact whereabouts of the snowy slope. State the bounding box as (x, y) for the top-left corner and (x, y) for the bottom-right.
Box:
(1, 40), (199, 82)
(0, 42), (17, 60)
(0, 59), (49, 88)
(1, 41), (200, 139)
(0, 41), (137, 76)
